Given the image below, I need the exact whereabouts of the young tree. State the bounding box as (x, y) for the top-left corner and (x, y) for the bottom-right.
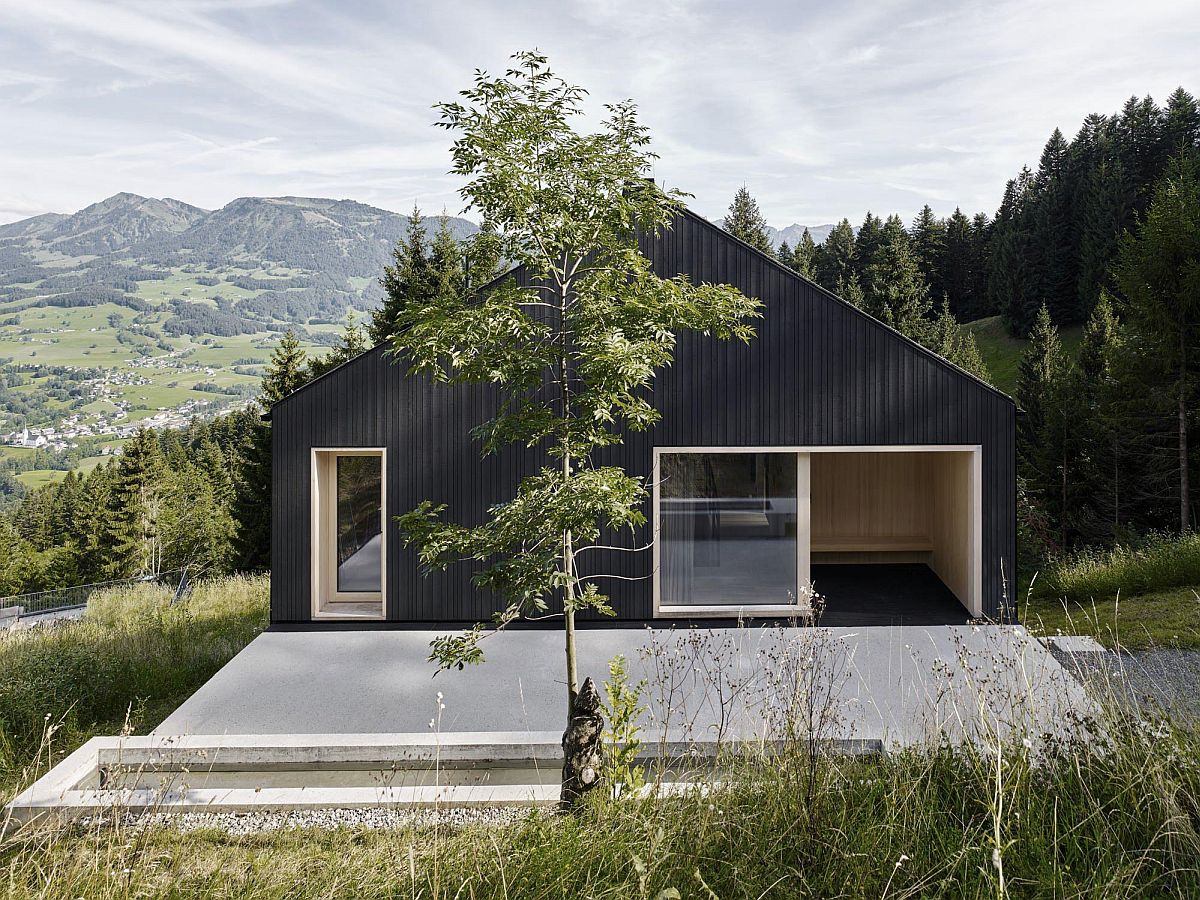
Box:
(1113, 152), (1200, 532)
(724, 186), (775, 256)
(395, 52), (760, 804)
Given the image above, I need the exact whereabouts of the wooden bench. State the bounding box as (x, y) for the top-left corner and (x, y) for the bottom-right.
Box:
(810, 536), (934, 553)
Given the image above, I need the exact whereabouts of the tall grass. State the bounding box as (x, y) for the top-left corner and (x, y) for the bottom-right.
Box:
(1, 721), (1198, 897)
(0, 575), (267, 792)
(1038, 532), (1200, 603)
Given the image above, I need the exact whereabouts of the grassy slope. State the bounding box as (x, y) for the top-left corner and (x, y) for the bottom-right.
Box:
(962, 315), (1083, 397)
(1022, 534), (1200, 649)
(0, 576), (268, 794)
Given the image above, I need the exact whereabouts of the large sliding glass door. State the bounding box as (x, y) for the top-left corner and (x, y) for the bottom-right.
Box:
(657, 450), (807, 613)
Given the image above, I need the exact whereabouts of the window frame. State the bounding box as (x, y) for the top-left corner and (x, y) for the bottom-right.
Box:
(310, 447), (387, 620)
(652, 447), (811, 618)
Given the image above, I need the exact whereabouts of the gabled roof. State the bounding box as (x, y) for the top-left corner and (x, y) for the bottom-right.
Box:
(266, 204), (1013, 419)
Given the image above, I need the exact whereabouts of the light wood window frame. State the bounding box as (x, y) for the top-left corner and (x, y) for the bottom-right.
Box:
(652, 447), (811, 618)
(652, 445), (983, 618)
(311, 448), (387, 620)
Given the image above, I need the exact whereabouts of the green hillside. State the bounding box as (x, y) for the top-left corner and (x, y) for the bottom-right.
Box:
(0, 193), (476, 476)
(962, 315), (1083, 397)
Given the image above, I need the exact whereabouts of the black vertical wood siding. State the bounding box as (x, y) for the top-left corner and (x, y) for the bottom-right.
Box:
(271, 210), (1017, 624)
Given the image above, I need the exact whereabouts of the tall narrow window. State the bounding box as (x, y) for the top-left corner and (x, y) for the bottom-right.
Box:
(658, 451), (798, 610)
(313, 449), (385, 619)
(336, 455), (382, 593)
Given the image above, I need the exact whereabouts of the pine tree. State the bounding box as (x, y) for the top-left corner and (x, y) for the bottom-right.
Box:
(991, 168), (1037, 334)
(260, 330), (308, 405)
(853, 212), (883, 283)
(1076, 155), (1135, 318)
(1074, 294), (1127, 541)
(1113, 151), (1200, 532)
(233, 330), (310, 570)
(1030, 129), (1078, 325)
(1161, 87), (1200, 160)
(929, 299), (991, 381)
(1016, 304), (1080, 549)
(792, 228), (816, 279)
(370, 206), (434, 343)
(108, 428), (168, 577)
(969, 212), (993, 318)
(776, 241), (794, 269)
(813, 218), (855, 294)
(863, 215), (932, 337)
(910, 204), (946, 304)
(723, 187), (775, 255)
(942, 207), (974, 317)
(835, 272), (866, 309)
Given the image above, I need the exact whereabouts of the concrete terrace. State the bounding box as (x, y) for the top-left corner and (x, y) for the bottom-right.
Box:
(156, 625), (1096, 750)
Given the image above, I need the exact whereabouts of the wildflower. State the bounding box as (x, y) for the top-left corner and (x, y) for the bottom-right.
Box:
(895, 854), (909, 868)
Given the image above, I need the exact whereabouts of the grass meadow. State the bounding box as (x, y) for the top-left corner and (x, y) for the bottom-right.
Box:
(1, 550), (1199, 897)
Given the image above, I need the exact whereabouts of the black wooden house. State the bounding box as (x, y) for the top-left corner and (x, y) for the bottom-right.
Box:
(268, 209), (1016, 628)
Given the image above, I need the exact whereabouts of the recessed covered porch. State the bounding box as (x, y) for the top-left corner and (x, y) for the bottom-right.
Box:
(653, 446), (982, 624)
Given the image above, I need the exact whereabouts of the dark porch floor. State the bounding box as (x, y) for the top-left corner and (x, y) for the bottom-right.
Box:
(812, 563), (972, 626)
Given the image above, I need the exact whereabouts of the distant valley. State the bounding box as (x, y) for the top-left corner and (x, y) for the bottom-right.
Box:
(0, 192), (475, 491)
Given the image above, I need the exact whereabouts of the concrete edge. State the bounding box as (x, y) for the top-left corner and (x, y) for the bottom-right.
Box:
(7, 733), (883, 826)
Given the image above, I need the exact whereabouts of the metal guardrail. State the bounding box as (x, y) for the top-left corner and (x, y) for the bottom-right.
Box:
(0, 569), (188, 620)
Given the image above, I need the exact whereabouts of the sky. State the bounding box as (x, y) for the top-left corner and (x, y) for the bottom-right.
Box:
(0, 0), (1197, 228)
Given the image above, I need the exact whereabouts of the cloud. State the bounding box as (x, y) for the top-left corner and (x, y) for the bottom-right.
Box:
(0, 0), (1195, 227)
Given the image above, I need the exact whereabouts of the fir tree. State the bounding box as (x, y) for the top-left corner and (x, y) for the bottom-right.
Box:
(1015, 305), (1080, 549)
(863, 215), (932, 338)
(1074, 294), (1127, 540)
(813, 218), (856, 293)
(835, 272), (866, 309)
(307, 312), (370, 380)
(792, 228), (816, 279)
(370, 206), (434, 344)
(776, 241), (794, 269)
(942, 207), (974, 317)
(723, 186), (775, 256)
(910, 204), (946, 304)
(108, 428), (168, 577)
(1113, 151), (1200, 532)
(853, 212), (883, 283)
(233, 330), (310, 571)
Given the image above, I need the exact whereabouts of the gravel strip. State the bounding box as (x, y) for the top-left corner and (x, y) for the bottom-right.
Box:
(1053, 647), (1200, 725)
(81, 805), (540, 835)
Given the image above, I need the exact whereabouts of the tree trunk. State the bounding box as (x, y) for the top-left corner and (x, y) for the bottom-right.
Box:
(1181, 375), (1190, 533)
(560, 676), (604, 807)
(1181, 332), (1191, 533)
